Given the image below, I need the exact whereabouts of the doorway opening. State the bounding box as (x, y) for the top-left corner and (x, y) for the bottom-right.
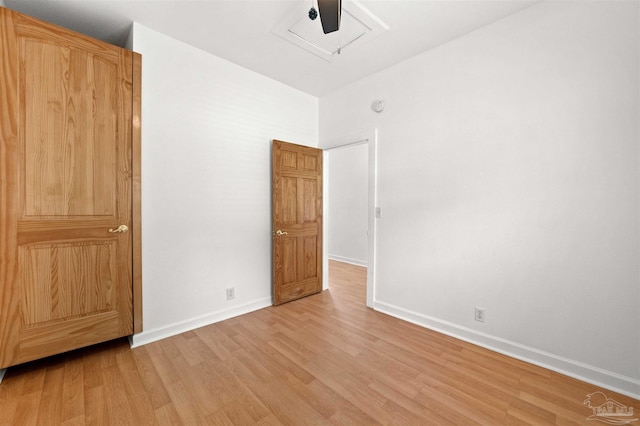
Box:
(322, 130), (377, 307)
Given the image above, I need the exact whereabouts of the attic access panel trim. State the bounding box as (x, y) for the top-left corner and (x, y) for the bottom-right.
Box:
(272, 0), (389, 62)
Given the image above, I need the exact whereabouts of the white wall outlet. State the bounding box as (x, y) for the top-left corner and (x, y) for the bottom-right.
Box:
(226, 288), (235, 300)
(475, 307), (485, 322)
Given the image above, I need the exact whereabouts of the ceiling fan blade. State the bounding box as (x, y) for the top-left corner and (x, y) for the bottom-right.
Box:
(317, 0), (341, 34)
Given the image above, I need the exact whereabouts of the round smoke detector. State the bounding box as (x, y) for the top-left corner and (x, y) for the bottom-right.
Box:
(372, 100), (385, 113)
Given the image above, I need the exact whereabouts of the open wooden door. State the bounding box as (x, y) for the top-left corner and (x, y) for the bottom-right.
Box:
(272, 140), (323, 305)
(0, 7), (141, 368)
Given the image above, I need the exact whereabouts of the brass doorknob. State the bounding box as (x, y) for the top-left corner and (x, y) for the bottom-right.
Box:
(109, 224), (129, 233)
(275, 230), (288, 236)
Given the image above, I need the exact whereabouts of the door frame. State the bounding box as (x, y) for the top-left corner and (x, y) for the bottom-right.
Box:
(322, 129), (377, 308)
(132, 54), (143, 335)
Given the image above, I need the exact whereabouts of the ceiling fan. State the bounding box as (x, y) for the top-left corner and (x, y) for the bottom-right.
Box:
(313, 0), (342, 34)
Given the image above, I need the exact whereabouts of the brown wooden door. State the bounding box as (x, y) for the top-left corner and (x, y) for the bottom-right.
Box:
(272, 140), (323, 305)
(0, 8), (139, 368)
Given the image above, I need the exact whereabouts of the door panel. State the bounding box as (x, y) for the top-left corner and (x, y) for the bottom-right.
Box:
(23, 40), (119, 218)
(303, 236), (318, 278)
(281, 177), (298, 223)
(272, 140), (322, 305)
(0, 7), (138, 368)
(282, 238), (297, 284)
(19, 241), (117, 326)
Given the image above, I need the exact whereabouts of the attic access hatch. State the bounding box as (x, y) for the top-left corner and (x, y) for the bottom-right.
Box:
(272, 0), (389, 62)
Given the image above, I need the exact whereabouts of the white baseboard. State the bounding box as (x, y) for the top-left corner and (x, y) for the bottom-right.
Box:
(130, 297), (272, 348)
(0, 368), (5, 384)
(374, 300), (640, 400)
(328, 254), (367, 267)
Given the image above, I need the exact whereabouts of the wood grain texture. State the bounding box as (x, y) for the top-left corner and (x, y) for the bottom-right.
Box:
(272, 140), (323, 305)
(0, 260), (636, 425)
(0, 6), (21, 369)
(18, 241), (117, 325)
(0, 6), (140, 368)
(22, 39), (118, 218)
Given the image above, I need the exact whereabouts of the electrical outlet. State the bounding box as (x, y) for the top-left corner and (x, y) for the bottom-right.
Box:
(226, 288), (235, 301)
(475, 307), (485, 322)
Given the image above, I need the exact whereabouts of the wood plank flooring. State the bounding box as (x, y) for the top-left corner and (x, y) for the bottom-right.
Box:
(0, 260), (637, 425)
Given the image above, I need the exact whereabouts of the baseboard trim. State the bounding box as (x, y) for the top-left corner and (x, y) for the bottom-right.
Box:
(0, 368), (5, 384)
(130, 297), (272, 348)
(373, 300), (640, 400)
(328, 254), (367, 267)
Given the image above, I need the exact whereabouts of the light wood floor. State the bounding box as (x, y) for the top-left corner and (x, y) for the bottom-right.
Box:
(0, 260), (637, 425)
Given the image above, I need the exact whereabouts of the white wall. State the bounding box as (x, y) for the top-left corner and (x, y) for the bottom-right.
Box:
(131, 23), (318, 345)
(328, 144), (369, 265)
(320, 1), (639, 397)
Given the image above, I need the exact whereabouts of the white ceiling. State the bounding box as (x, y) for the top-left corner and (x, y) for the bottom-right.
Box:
(4, 0), (536, 96)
